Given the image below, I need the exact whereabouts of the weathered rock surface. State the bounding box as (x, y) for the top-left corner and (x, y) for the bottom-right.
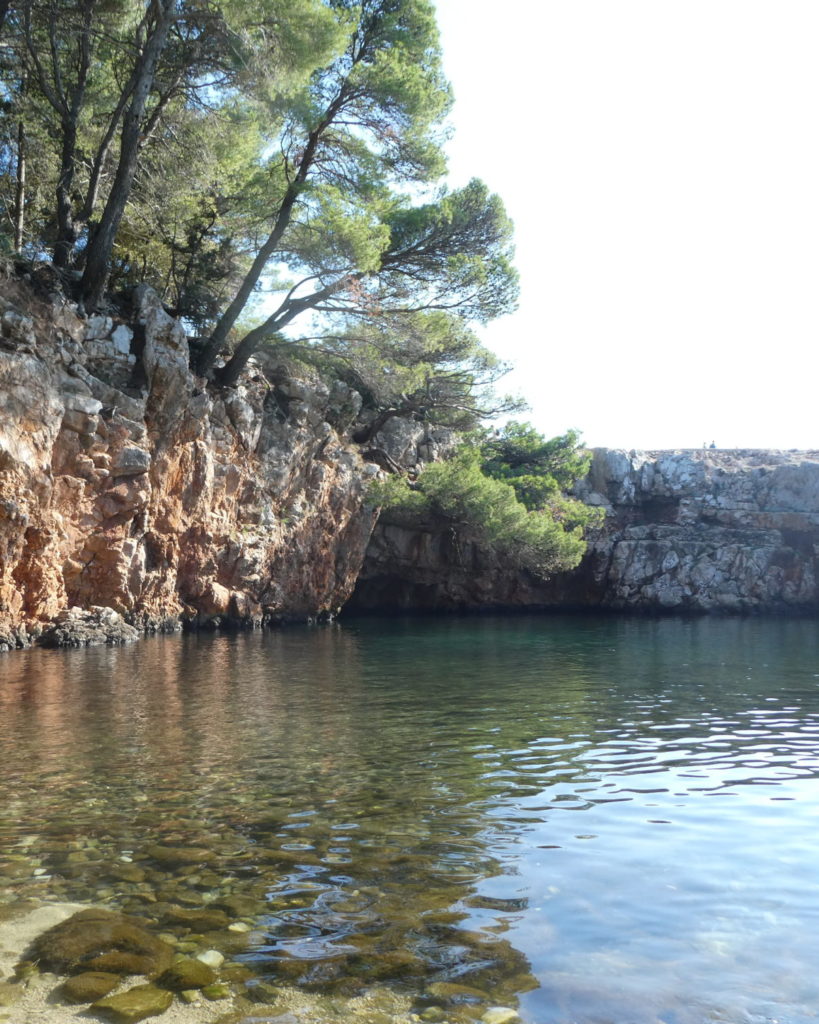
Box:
(350, 448), (819, 615)
(39, 606), (140, 647)
(0, 278), (385, 644)
(4, 272), (816, 629)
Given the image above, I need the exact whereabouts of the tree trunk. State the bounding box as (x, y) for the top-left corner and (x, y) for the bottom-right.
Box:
(13, 117), (26, 253)
(196, 92), (349, 375)
(80, 0), (177, 310)
(216, 278), (348, 388)
(53, 118), (79, 267)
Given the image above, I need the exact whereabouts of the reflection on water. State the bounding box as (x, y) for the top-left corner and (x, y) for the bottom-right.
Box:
(2, 615), (819, 1021)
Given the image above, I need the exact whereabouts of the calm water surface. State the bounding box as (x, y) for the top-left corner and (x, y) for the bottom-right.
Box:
(2, 615), (819, 1023)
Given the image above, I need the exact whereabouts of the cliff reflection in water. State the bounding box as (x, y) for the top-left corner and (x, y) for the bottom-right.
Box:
(2, 616), (819, 1022)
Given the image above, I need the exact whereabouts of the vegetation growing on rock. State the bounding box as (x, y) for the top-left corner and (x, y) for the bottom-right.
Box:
(371, 424), (603, 577)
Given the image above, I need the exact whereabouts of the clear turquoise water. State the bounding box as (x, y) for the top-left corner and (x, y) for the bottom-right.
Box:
(2, 615), (819, 1022)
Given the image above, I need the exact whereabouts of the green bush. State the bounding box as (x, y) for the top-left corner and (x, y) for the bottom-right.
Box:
(373, 430), (603, 577)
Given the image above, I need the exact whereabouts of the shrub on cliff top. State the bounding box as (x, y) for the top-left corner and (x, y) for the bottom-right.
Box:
(372, 427), (602, 577)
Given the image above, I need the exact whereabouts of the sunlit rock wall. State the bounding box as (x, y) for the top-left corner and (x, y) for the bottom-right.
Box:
(0, 276), (381, 648)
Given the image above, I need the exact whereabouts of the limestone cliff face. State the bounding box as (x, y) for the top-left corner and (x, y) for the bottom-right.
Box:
(349, 448), (819, 615)
(0, 277), (382, 649)
(574, 447), (819, 612)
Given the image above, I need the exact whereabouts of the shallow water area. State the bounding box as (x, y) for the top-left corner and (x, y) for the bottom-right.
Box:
(2, 615), (819, 1023)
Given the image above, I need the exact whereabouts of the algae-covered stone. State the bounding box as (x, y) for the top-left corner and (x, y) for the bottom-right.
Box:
(211, 894), (258, 918)
(85, 951), (162, 975)
(0, 983), (22, 1008)
(108, 864), (147, 884)
(92, 982), (173, 1022)
(245, 980), (280, 1003)
(220, 962), (253, 984)
(12, 960), (37, 982)
(28, 908), (173, 977)
(202, 982), (231, 1000)
(426, 981), (490, 1003)
(157, 958), (216, 990)
(482, 1009), (520, 1024)
(60, 971), (120, 1003)
(144, 844), (216, 867)
(163, 906), (229, 931)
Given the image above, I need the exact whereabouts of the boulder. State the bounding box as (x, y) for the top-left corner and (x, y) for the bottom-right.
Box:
(60, 971), (121, 1003)
(39, 607), (140, 648)
(157, 958), (216, 991)
(91, 982), (173, 1023)
(28, 908), (173, 976)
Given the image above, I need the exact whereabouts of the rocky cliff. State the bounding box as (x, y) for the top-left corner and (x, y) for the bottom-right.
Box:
(3, 273), (817, 647)
(0, 274), (393, 649)
(349, 447), (819, 615)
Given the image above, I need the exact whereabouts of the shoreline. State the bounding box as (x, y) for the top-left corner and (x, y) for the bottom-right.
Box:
(0, 900), (426, 1024)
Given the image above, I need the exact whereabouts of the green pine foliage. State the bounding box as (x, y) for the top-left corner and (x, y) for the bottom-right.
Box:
(373, 427), (603, 578)
(479, 422), (593, 507)
(0, 0), (600, 569)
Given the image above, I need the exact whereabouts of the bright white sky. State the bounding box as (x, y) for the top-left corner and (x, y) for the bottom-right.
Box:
(433, 0), (819, 451)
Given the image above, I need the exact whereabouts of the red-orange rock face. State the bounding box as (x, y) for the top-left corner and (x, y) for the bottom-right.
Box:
(0, 279), (377, 648)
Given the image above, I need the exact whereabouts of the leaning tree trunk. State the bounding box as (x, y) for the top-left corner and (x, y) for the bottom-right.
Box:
(80, 0), (177, 309)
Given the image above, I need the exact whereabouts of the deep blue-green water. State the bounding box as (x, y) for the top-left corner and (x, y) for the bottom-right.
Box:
(2, 615), (819, 1022)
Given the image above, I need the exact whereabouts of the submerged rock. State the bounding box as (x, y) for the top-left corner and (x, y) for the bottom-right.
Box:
(28, 908), (173, 976)
(60, 970), (121, 1002)
(91, 982), (174, 1022)
(144, 843), (217, 867)
(157, 957), (216, 990)
(426, 980), (491, 1003)
(0, 980), (23, 1007)
(196, 949), (225, 968)
(482, 1009), (520, 1024)
(202, 982), (231, 1000)
(162, 905), (229, 932)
